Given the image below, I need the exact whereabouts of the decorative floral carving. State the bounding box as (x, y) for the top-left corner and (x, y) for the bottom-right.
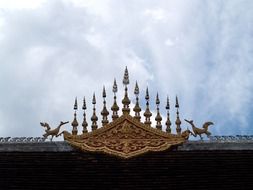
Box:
(63, 114), (185, 158)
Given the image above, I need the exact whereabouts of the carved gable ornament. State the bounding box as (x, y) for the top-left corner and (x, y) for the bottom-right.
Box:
(41, 67), (213, 158)
(63, 114), (185, 158)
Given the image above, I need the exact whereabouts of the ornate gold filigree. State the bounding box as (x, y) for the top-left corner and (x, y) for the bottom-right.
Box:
(62, 114), (185, 158)
(41, 67), (214, 158)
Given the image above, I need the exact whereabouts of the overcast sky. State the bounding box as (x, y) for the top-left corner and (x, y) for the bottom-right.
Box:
(0, 0), (252, 138)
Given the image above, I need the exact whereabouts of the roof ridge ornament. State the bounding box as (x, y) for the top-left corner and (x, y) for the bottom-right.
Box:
(155, 93), (162, 130)
(91, 93), (98, 131)
(82, 96), (88, 133)
(41, 67), (214, 158)
(175, 96), (181, 135)
(144, 87), (152, 126)
(111, 78), (119, 120)
(122, 66), (130, 115)
(165, 96), (171, 133)
(101, 86), (109, 126)
(133, 81), (141, 121)
(71, 97), (78, 135)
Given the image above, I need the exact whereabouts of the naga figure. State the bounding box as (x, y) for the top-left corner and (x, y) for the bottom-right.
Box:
(184, 119), (214, 140)
(40, 121), (69, 141)
(181, 129), (195, 140)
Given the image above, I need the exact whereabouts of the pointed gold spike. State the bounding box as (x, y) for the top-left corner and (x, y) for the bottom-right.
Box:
(111, 79), (119, 121)
(101, 86), (109, 126)
(91, 93), (98, 131)
(134, 81), (139, 95)
(175, 96), (181, 135)
(82, 96), (88, 133)
(113, 78), (118, 93)
(145, 87), (149, 100)
(156, 92), (160, 105)
(72, 98), (78, 135)
(165, 96), (171, 133)
(102, 85), (106, 98)
(155, 93), (162, 130)
(82, 96), (86, 110)
(123, 66), (129, 85)
(122, 67), (130, 114)
(166, 96), (170, 110)
(175, 96), (179, 108)
(92, 93), (96, 104)
(74, 97), (78, 110)
(133, 81), (141, 121)
(144, 87), (152, 126)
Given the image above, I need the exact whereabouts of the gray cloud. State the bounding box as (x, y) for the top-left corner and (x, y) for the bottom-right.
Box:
(0, 0), (252, 137)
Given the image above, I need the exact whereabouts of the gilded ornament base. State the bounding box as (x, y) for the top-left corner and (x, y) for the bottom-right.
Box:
(63, 114), (185, 159)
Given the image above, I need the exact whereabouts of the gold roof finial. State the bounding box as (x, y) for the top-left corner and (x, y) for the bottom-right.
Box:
(165, 96), (171, 133)
(144, 87), (152, 126)
(155, 93), (162, 130)
(175, 96), (179, 108)
(82, 96), (88, 133)
(123, 66), (129, 85)
(91, 93), (98, 131)
(134, 81), (139, 95)
(74, 97), (78, 110)
(41, 67), (215, 157)
(175, 96), (181, 135)
(71, 97), (78, 135)
(101, 86), (109, 126)
(113, 78), (118, 93)
(133, 81), (141, 121)
(122, 66), (130, 114)
(111, 78), (119, 120)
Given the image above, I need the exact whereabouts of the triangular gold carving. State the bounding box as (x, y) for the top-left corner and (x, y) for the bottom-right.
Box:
(63, 114), (185, 158)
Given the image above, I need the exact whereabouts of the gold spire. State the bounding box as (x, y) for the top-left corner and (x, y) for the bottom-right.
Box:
(175, 96), (179, 108)
(123, 66), (129, 85)
(165, 96), (171, 133)
(133, 81), (141, 121)
(91, 93), (98, 131)
(82, 96), (88, 133)
(175, 96), (181, 135)
(122, 66), (130, 114)
(71, 97), (78, 135)
(111, 78), (119, 120)
(155, 93), (162, 130)
(144, 87), (152, 126)
(101, 86), (109, 126)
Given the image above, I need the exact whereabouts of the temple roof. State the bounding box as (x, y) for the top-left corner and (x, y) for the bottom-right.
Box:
(1, 140), (253, 152)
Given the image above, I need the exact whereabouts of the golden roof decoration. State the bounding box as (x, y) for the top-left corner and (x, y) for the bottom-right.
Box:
(41, 66), (214, 158)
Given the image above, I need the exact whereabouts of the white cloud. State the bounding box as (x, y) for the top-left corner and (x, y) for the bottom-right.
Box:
(85, 33), (105, 49)
(0, 0), (46, 10)
(165, 38), (175, 47)
(0, 0), (252, 137)
(144, 8), (167, 21)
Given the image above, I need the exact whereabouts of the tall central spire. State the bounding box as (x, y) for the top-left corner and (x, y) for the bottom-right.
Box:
(122, 66), (130, 114)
